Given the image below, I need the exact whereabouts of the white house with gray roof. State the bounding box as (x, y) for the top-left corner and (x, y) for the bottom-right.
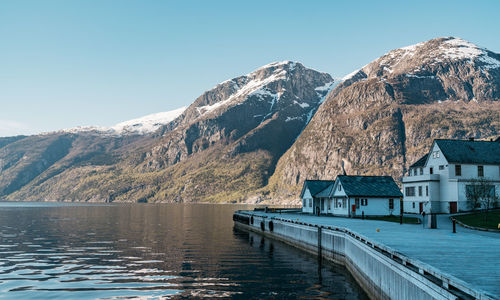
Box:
(402, 139), (500, 214)
(301, 176), (403, 217)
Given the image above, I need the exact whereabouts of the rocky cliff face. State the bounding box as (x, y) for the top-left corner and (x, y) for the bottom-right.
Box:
(144, 61), (334, 169)
(267, 37), (500, 202)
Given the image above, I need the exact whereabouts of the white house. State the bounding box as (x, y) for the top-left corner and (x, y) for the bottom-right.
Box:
(300, 180), (335, 215)
(301, 176), (403, 217)
(402, 139), (500, 214)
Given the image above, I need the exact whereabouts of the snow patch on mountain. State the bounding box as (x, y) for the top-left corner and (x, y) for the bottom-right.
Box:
(293, 100), (310, 108)
(316, 81), (339, 104)
(196, 63), (289, 116)
(378, 37), (500, 72)
(56, 107), (187, 136)
(112, 107), (187, 134)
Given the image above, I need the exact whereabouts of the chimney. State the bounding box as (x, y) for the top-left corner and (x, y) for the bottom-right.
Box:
(341, 160), (347, 175)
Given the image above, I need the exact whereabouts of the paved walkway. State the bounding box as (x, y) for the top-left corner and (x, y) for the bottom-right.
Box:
(248, 211), (500, 298)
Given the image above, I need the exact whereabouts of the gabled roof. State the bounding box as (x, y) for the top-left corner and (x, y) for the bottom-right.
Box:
(315, 184), (334, 198)
(336, 175), (403, 198)
(410, 154), (428, 168)
(300, 179), (335, 198)
(434, 139), (500, 165)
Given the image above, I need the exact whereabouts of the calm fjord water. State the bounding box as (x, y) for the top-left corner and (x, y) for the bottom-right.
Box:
(0, 203), (368, 299)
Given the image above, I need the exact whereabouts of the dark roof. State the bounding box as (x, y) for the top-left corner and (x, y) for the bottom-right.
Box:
(435, 139), (500, 165)
(337, 175), (403, 198)
(316, 184), (334, 198)
(410, 154), (428, 168)
(300, 180), (335, 198)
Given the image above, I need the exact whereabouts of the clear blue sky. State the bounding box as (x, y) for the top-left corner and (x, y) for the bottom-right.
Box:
(1, 0), (499, 137)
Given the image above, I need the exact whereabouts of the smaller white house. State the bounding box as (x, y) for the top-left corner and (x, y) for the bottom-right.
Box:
(300, 180), (335, 215)
(301, 176), (403, 217)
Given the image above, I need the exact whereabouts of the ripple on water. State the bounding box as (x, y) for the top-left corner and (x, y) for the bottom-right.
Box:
(0, 204), (370, 299)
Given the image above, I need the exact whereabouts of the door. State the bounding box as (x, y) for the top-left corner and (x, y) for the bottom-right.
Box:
(419, 202), (423, 214)
(450, 202), (457, 214)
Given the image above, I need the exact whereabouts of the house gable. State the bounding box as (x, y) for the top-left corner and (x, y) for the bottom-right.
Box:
(423, 141), (449, 168)
(331, 180), (346, 197)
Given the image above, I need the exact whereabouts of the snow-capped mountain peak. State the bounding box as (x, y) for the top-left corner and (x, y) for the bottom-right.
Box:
(341, 37), (500, 83)
(194, 61), (324, 118)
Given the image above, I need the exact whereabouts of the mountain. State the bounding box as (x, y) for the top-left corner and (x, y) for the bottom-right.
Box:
(144, 61), (335, 169)
(266, 37), (500, 203)
(0, 61), (335, 202)
(2, 37), (498, 204)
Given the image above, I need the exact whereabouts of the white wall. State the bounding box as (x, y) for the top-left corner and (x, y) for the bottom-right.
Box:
(301, 188), (313, 213)
(331, 197), (349, 216)
(352, 197), (401, 216)
(331, 183), (349, 216)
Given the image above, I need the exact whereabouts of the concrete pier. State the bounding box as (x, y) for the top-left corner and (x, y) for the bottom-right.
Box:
(233, 211), (498, 300)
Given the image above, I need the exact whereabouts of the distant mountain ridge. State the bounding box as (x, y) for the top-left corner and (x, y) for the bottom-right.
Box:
(0, 37), (498, 204)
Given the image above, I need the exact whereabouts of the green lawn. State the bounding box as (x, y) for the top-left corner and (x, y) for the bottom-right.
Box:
(362, 215), (420, 224)
(454, 210), (500, 230)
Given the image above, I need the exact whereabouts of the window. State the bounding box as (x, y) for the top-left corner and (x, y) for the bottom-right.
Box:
(418, 186), (422, 196)
(413, 168), (417, 176)
(455, 165), (461, 176)
(478, 166), (484, 177)
(321, 199), (325, 211)
(309, 199), (312, 207)
(436, 152), (440, 158)
(412, 202), (415, 209)
(389, 199), (394, 210)
(430, 167), (433, 175)
(432, 152), (436, 159)
(420, 168), (423, 175)
(342, 198), (346, 208)
(426, 185), (429, 196)
(439, 165), (444, 170)
(303, 199), (306, 207)
(327, 200), (331, 210)
(337, 199), (342, 208)
(338, 184), (342, 191)
(361, 199), (368, 206)
(405, 187), (415, 197)
(355, 198), (360, 209)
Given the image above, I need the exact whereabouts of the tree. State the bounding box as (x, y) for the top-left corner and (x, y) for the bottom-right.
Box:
(465, 178), (499, 222)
